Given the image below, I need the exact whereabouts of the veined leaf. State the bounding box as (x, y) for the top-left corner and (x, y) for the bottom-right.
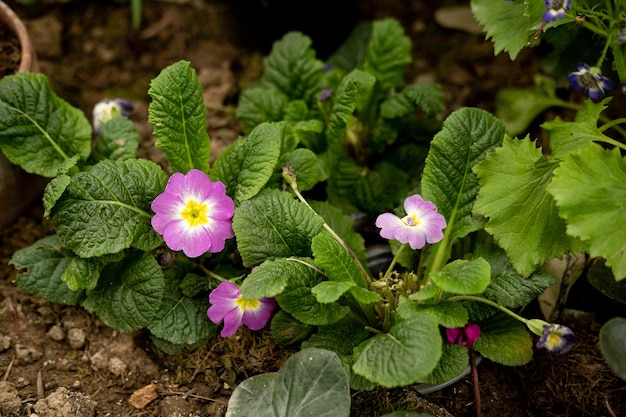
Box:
(211, 122), (283, 204)
(312, 230), (368, 288)
(51, 159), (168, 257)
(473, 136), (583, 275)
(148, 60), (210, 173)
(431, 258), (491, 295)
(61, 257), (100, 291)
(233, 189), (324, 267)
(548, 143), (626, 280)
(363, 18), (412, 91)
(91, 116), (139, 162)
(474, 313), (533, 366)
(380, 83), (445, 118)
(0, 72), (91, 177)
(11, 235), (84, 305)
(83, 251), (165, 333)
(236, 88), (288, 135)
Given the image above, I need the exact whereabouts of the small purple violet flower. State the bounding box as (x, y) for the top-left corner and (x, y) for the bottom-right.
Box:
(446, 324), (481, 349)
(568, 63), (613, 102)
(535, 323), (576, 355)
(375, 194), (446, 250)
(543, 0), (571, 22)
(319, 87), (334, 102)
(151, 169), (234, 258)
(92, 98), (133, 135)
(207, 281), (278, 337)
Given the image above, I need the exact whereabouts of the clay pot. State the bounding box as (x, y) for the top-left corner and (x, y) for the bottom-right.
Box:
(0, 1), (44, 229)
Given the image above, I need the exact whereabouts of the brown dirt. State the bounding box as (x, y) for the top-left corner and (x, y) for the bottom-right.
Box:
(1, 0), (625, 416)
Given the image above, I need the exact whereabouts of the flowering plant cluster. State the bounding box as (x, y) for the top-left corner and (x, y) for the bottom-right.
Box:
(0, 16), (594, 415)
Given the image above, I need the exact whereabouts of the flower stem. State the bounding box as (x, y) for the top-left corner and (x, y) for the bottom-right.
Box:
(470, 347), (482, 417)
(382, 244), (407, 281)
(446, 295), (530, 325)
(197, 264), (228, 282)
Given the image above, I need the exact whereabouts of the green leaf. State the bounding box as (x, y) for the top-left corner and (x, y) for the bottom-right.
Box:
(363, 18), (412, 91)
(548, 143), (626, 280)
(312, 281), (354, 303)
(422, 108), (506, 259)
(353, 313), (442, 387)
(236, 88), (288, 134)
(233, 189), (324, 267)
(241, 258), (302, 299)
(495, 75), (565, 136)
(270, 310), (314, 348)
(148, 263), (217, 346)
(61, 257), (100, 291)
(261, 32), (324, 105)
(226, 348), (350, 417)
(599, 317), (626, 381)
(148, 60), (210, 173)
(51, 159), (167, 257)
(473, 313), (533, 366)
(419, 343), (469, 385)
(275, 259), (350, 325)
(588, 262), (626, 306)
(83, 251), (165, 333)
(276, 148), (323, 192)
(542, 99), (611, 159)
(211, 122), (283, 204)
(431, 258), (491, 295)
(0, 72), (91, 177)
(312, 230), (368, 288)
(473, 136), (582, 275)
(400, 300), (469, 329)
(91, 116), (139, 162)
(328, 22), (371, 72)
(43, 174), (71, 218)
(11, 235), (84, 305)
(380, 83), (445, 118)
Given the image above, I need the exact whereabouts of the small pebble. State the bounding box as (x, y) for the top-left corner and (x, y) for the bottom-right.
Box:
(108, 357), (127, 376)
(47, 325), (65, 342)
(0, 334), (11, 352)
(89, 350), (108, 371)
(15, 344), (43, 364)
(0, 380), (22, 415)
(67, 328), (86, 349)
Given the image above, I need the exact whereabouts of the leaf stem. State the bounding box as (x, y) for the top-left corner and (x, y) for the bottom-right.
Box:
(197, 264), (228, 282)
(446, 295), (529, 325)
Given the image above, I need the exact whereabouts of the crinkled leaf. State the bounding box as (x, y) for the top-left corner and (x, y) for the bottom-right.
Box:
(0, 72), (91, 177)
(233, 189), (324, 267)
(148, 60), (210, 173)
(11, 235), (84, 305)
(363, 18), (412, 91)
(273, 148), (323, 192)
(353, 313), (442, 387)
(270, 310), (314, 348)
(91, 116), (139, 162)
(241, 258), (303, 299)
(328, 22), (372, 72)
(43, 174), (70, 218)
(599, 317), (626, 381)
(548, 143), (626, 280)
(419, 343), (469, 385)
(431, 258), (491, 295)
(542, 99), (611, 159)
(474, 313), (533, 366)
(226, 348), (350, 417)
(312, 230), (368, 288)
(51, 159), (167, 257)
(474, 136), (584, 275)
(148, 263), (217, 345)
(211, 122), (282, 204)
(312, 281), (354, 303)
(399, 299), (469, 329)
(380, 83), (445, 118)
(236, 88), (289, 134)
(82, 251), (165, 333)
(150, 333), (210, 356)
(261, 32), (324, 104)
(61, 257), (100, 291)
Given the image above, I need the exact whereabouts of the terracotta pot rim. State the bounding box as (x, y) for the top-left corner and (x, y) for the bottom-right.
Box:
(0, 0), (38, 73)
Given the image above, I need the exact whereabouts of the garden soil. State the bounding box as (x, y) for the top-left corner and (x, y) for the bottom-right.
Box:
(1, 0), (625, 416)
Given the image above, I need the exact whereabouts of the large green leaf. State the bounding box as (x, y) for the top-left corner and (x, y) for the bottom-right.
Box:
(11, 235), (84, 305)
(312, 230), (368, 288)
(241, 258), (302, 299)
(353, 313), (442, 387)
(211, 122), (282, 204)
(148, 60), (210, 173)
(421, 107), (505, 265)
(473, 136), (583, 275)
(236, 88), (289, 134)
(599, 317), (626, 381)
(51, 159), (167, 257)
(226, 348), (350, 417)
(83, 251), (165, 333)
(473, 313), (533, 366)
(548, 143), (626, 280)
(0, 72), (91, 177)
(431, 258), (491, 295)
(91, 116), (139, 162)
(380, 83), (445, 118)
(363, 18), (412, 91)
(232, 189), (324, 267)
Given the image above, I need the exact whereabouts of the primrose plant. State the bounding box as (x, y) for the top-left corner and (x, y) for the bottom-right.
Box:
(0, 17), (580, 415)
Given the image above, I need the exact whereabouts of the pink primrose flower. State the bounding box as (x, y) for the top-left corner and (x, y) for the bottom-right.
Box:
(151, 169), (234, 258)
(446, 323), (481, 349)
(375, 194), (446, 250)
(207, 282), (278, 337)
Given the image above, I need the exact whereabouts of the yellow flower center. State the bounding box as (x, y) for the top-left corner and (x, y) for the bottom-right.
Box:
(181, 200), (209, 227)
(236, 296), (260, 310)
(403, 214), (421, 227)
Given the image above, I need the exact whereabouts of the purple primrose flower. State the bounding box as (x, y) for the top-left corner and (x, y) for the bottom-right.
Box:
(92, 98), (133, 135)
(446, 324), (481, 349)
(543, 0), (571, 22)
(207, 282), (278, 337)
(375, 194), (446, 250)
(536, 323), (576, 355)
(151, 169), (234, 258)
(568, 63), (613, 101)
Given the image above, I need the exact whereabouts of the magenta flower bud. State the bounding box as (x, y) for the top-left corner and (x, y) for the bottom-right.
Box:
(375, 194), (446, 250)
(151, 169), (234, 258)
(446, 323), (481, 349)
(207, 282), (278, 337)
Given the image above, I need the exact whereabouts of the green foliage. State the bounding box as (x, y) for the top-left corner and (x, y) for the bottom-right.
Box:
(599, 317), (626, 381)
